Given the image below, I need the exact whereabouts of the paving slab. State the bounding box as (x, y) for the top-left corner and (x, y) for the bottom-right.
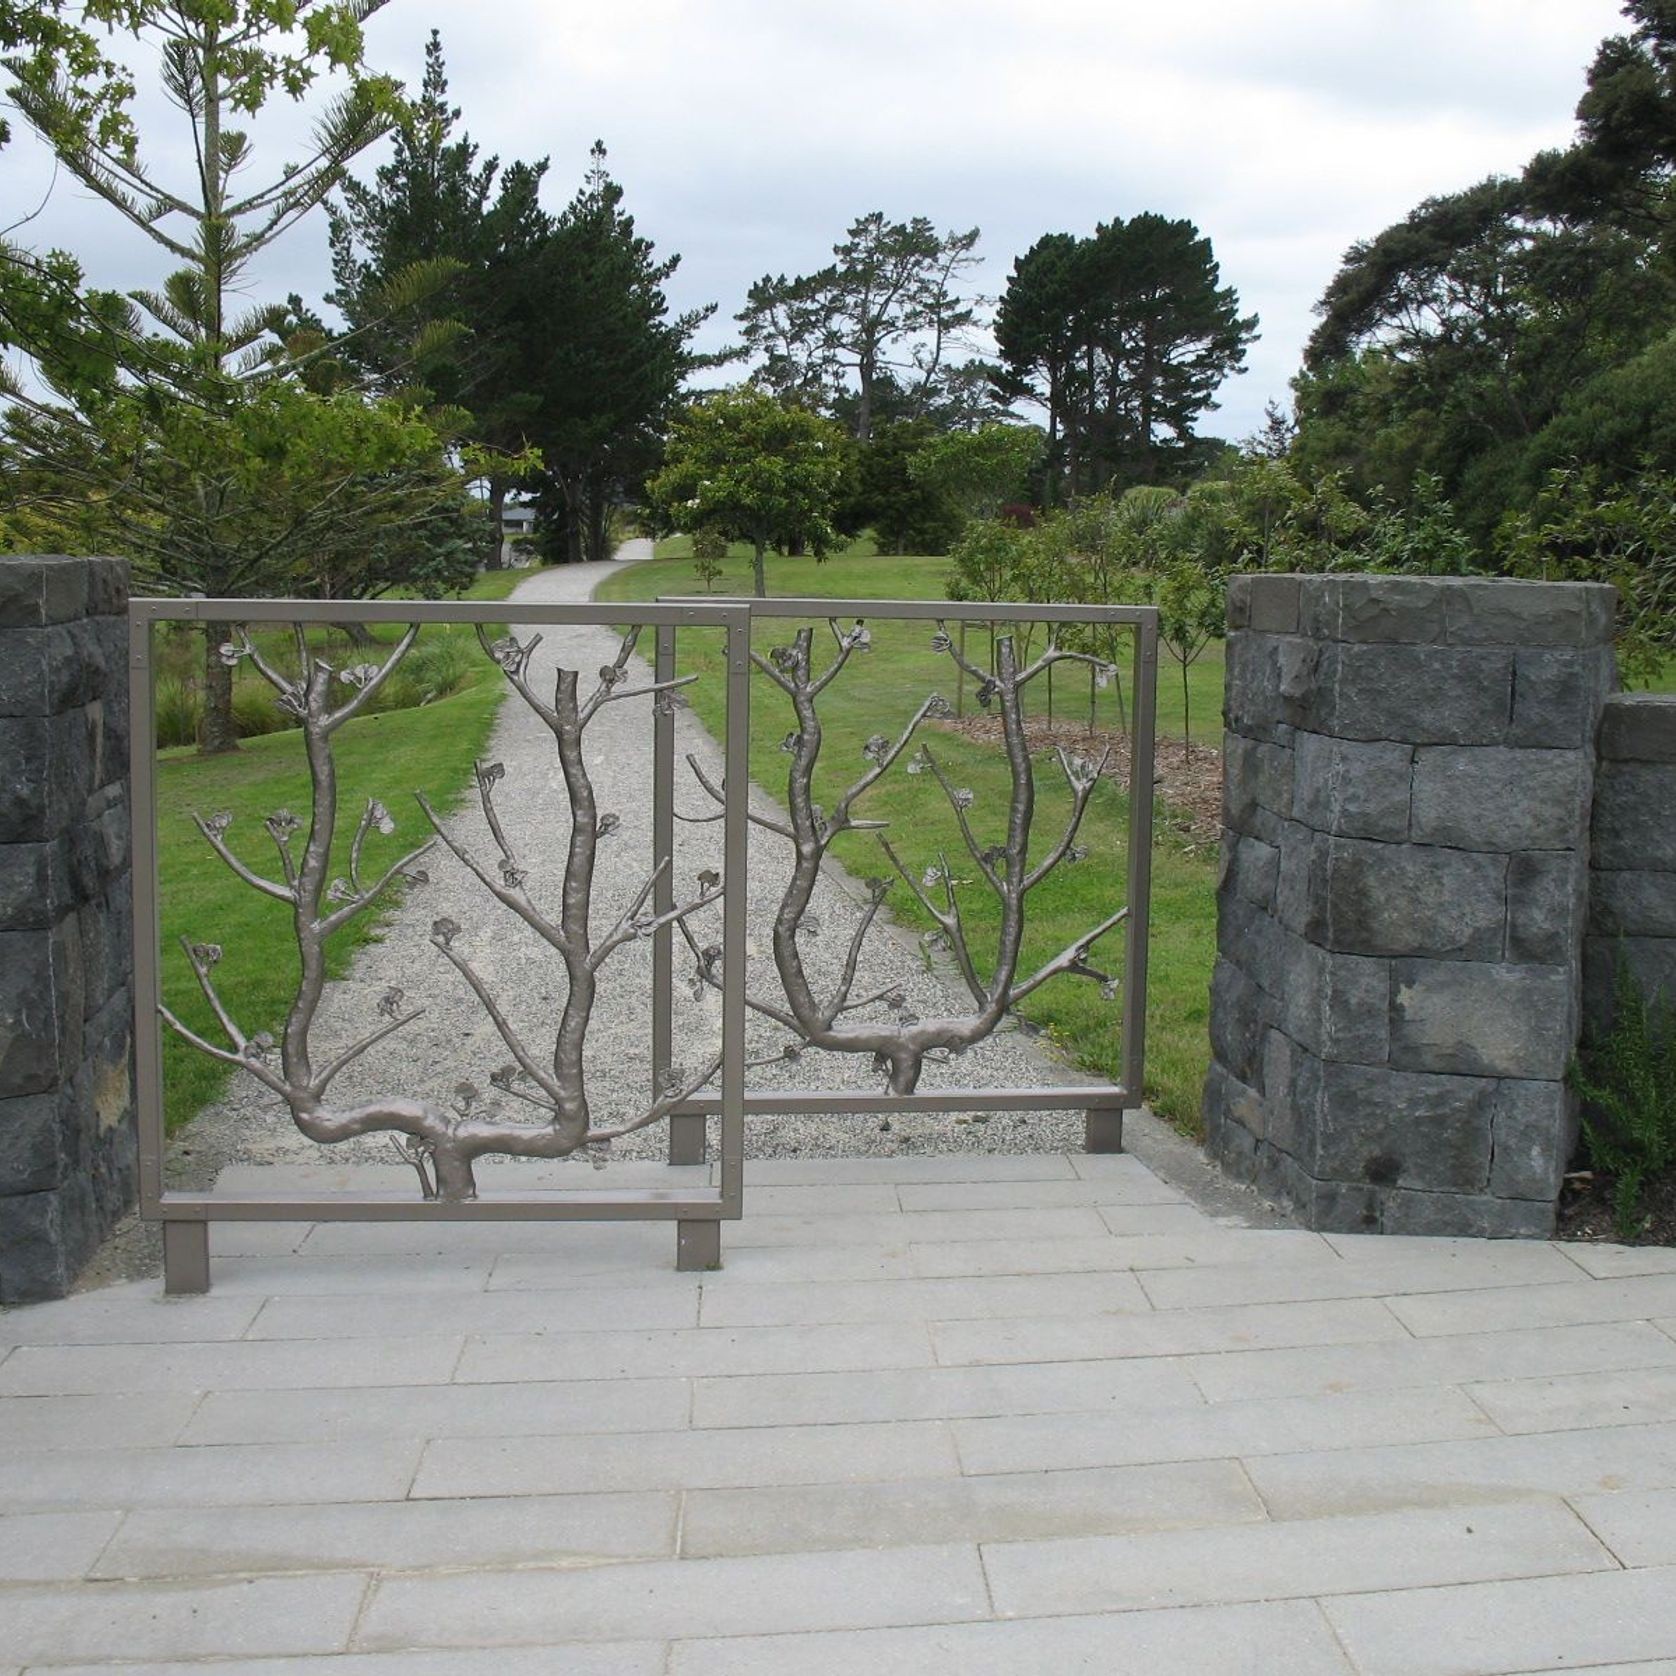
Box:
(0, 1392), (198, 1450)
(953, 1385), (1495, 1475)
(1388, 1272), (1676, 1335)
(907, 1227), (1333, 1278)
(180, 1374), (691, 1446)
(0, 1290), (262, 1345)
(491, 1241), (920, 1287)
(246, 1283), (700, 1339)
(893, 1175), (1186, 1210)
(0, 1510), (122, 1581)
(357, 1543), (990, 1649)
(411, 1418), (959, 1498)
(206, 1255), (497, 1295)
(93, 1490), (677, 1579)
(1570, 1487), (1676, 1566)
(679, 1457), (1261, 1557)
(1466, 1362), (1676, 1433)
(1245, 1419), (1676, 1518)
(1323, 1563), (1676, 1676)
(35, 1652), (666, 1676)
(1561, 1243), (1676, 1279)
(0, 1574), (368, 1667)
(667, 1599), (1355, 1675)
(982, 1498), (1612, 1618)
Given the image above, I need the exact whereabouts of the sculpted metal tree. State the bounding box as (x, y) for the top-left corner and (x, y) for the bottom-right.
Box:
(683, 617), (1131, 1093)
(161, 621), (723, 1201)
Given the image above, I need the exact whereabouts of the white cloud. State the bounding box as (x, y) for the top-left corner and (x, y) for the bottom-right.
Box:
(3, 0), (1631, 438)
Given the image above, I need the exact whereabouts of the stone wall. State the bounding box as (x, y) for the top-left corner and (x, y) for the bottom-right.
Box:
(0, 556), (137, 1302)
(1203, 573), (1617, 1237)
(1586, 693), (1676, 1031)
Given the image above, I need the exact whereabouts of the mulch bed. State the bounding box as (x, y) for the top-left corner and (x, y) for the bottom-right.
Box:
(938, 716), (1223, 853)
(1557, 1169), (1676, 1246)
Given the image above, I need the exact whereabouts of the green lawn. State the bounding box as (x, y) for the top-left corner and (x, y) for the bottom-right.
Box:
(154, 564), (542, 1132)
(596, 538), (1220, 1132)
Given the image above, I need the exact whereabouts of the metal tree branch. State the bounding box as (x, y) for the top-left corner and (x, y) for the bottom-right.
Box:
(162, 621), (730, 1203)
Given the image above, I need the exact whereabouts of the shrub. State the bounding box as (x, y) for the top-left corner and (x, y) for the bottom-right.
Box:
(691, 528), (727, 593)
(1570, 960), (1676, 1240)
(154, 678), (201, 750)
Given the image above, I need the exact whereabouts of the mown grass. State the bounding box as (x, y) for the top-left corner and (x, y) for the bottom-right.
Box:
(154, 564), (541, 1133)
(596, 539), (1220, 1132)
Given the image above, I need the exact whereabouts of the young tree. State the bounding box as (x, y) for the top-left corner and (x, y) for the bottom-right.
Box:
(737, 213), (983, 440)
(0, 2), (476, 752)
(648, 387), (845, 596)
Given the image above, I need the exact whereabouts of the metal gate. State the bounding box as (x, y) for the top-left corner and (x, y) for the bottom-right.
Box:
(130, 593), (1156, 1293)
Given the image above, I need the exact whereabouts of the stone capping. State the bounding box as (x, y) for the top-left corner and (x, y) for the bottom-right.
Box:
(0, 554), (138, 1302)
(1205, 572), (1618, 1239)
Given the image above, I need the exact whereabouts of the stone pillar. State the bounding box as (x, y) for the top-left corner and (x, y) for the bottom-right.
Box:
(1204, 574), (1616, 1237)
(1586, 693), (1676, 1028)
(0, 556), (136, 1302)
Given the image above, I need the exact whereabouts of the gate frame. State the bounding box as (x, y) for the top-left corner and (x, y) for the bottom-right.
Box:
(129, 596), (754, 1292)
(650, 596), (1159, 1162)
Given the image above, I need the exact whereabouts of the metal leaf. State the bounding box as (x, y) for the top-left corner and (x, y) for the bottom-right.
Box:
(377, 986), (405, 1020)
(430, 916), (461, 948)
(367, 799), (396, 836)
(597, 813), (621, 838)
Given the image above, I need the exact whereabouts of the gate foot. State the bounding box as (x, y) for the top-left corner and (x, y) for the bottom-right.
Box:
(676, 1219), (721, 1271)
(162, 1222), (211, 1295)
(669, 1113), (707, 1166)
(1083, 1108), (1125, 1154)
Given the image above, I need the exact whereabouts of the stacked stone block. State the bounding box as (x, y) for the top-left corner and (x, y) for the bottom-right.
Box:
(1586, 693), (1676, 1030)
(1204, 574), (1616, 1237)
(0, 556), (137, 1301)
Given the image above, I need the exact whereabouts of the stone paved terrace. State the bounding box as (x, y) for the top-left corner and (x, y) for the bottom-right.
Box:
(3, 1150), (1676, 1674)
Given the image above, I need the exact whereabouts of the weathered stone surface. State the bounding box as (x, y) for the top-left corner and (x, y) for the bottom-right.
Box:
(1506, 852), (1585, 964)
(1220, 833), (1279, 911)
(1592, 763), (1676, 872)
(1274, 824), (1329, 941)
(1323, 643), (1514, 744)
(1586, 936), (1676, 1023)
(1300, 576), (1446, 644)
(0, 1091), (66, 1194)
(1391, 960), (1572, 1079)
(1319, 838), (1506, 960)
(1228, 574), (1302, 634)
(0, 840), (71, 931)
(0, 555), (88, 628)
(1222, 732), (1294, 825)
(1313, 1062), (1495, 1193)
(1441, 579), (1615, 648)
(1292, 1173), (1382, 1234)
(1511, 648), (1615, 749)
(1489, 1081), (1576, 1201)
(1590, 870), (1676, 939)
(1209, 959), (1273, 1091)
(1260, 1029), (1320, 1163)
(1410, 747), (1589, 852)
(1599, 692), (1676, 763)
(1290, 732), (1412, 841)
(0, 926), (81, 1097)
(1216, 895), (1285, 991)
(0, 1174), (96, 1302)
(1283, 943), (1391, 1065)
(1379, 1188), (1556, 1239)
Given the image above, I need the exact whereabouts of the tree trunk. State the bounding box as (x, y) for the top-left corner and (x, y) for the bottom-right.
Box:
(200, 621), (239, 756)
(585, 489), (610, 564)
(485, 477), (508, 570)
(334, 621), (376, 648)
(752, 537), (767, 598)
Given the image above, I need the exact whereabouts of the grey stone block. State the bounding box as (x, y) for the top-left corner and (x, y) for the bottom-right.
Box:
(1586, 936), (1676, 1028)
(0, 839), (71, 930)
(1323, 642), (1514, 744)
(1228, 573), (1301, 634)
(1599, 692), (1676, 763)
(1274, 823), (1329, 940)
(1223, 731), (1295, 824)
(1391, 959), (1573, 1079)
(1489, 1080), (1576, 1200)
(1209, 958), (1273, 1089)
(1216, 894), (1286, 991)
(1511, 648), (1614, 749)
(1293, 1173), (1383, 1234)
(1506, 851), (1585, 964)
(1378, 1188), (1556, 1238)
(0, 1091), (65, 1195)
(1319, 838), (1506, 960)
(1311, 1061), (1495, 1192)
(1283, 942), (1391, 1065)
(1442, 578), (1616, 647)
(0, 556), (88, 627)
(1410, 747), (1589, 852)
(0, 922), (84, 1097)
(1593, 763), (1676, 872)
(1291, 732), (1412, 840)
(83, 556), (128, 617)
(1300, 575), (1446, 644)
(1220, 833), (1279, 910)
(0, 1174), (95, 1303)
(1260, 1028), (1316, 1159)
(1591, 870), (1676, 939)
(0, 624), (96, 718)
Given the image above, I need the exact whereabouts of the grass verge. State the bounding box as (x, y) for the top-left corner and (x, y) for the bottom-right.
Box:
(596, 540), (1219, 1133)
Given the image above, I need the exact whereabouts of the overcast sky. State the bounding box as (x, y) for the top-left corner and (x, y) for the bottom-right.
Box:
(3, 0), (1631, 440)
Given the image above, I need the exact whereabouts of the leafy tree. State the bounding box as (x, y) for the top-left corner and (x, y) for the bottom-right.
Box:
(838, 419), (959, 556)
(527, 143), (713, 565)
(325, 31), (553, 563)
(689, 526), (726, 593)
(0, 2), (482, 753)
(737, 213), (983, 440)
(648, 387), (845, 596)
(909, 422), (1044, 526)
(995, 216), (1256, 498)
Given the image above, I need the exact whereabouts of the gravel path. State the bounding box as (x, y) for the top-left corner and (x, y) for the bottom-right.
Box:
(171, 547), (1102, 1189)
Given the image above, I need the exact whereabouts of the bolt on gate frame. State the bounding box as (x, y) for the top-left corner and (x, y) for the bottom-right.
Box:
(130, 597), (752, 1294)
(649, 597), (1159, 1166)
